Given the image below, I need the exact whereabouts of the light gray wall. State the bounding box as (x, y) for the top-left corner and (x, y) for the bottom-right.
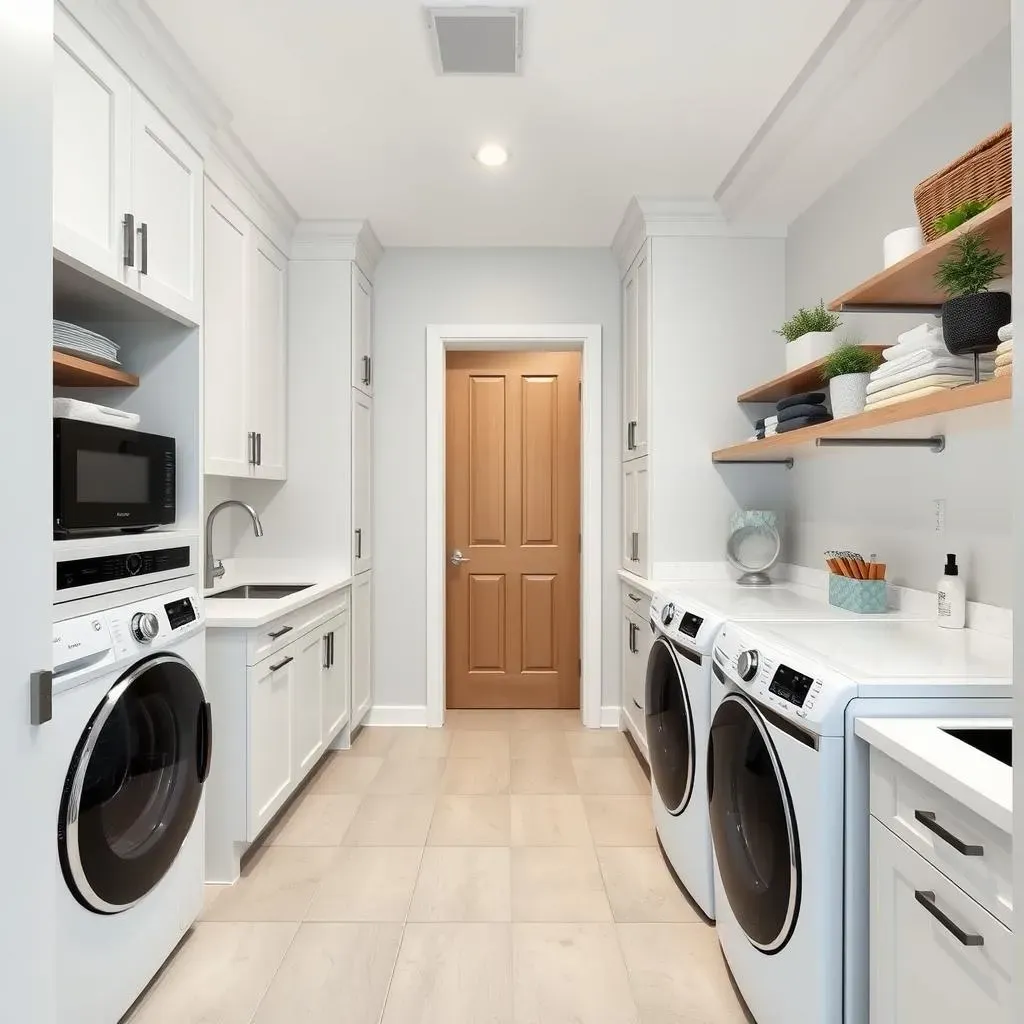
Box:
(372, 247), (621, 712)
(785, 29), (1011, 605)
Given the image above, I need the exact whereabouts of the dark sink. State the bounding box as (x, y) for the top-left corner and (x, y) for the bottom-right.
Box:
(207, 584), (314, 600)
(942, 726), (1012, 767)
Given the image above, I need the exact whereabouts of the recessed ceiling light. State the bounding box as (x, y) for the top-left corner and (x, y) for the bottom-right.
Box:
(476, 143), (508, 167)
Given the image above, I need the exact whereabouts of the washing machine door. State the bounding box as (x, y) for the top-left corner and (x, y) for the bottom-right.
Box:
(644, 634), (695, 815)
(707, 692), (800, 953)
(58, 653), (212, 914)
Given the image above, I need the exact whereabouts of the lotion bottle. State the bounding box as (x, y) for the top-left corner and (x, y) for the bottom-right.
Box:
(937, 553), (966, 629)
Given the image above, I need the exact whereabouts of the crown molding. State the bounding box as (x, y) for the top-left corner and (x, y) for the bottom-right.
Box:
(611, 197), (786, 275)
(291, 220), (385, 277)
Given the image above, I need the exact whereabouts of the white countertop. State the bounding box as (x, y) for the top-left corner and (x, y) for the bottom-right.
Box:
(204, 559), (352, 628)
(855, 717), (1012, 835)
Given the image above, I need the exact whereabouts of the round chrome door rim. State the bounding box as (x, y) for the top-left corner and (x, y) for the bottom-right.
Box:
(650, 634), (695, 816)
(63, 652), (195, 915)
(714, 692), (800, 954)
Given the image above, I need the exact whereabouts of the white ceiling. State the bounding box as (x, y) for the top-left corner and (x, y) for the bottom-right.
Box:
(145, 0), (852, 245)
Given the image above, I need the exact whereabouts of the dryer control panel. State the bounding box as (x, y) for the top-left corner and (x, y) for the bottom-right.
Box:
(713, 622), (856, 738)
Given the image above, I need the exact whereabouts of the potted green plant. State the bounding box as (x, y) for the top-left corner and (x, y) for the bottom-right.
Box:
(777, 301), (843, 372)
(931, 198), (994, 237)
(933, 230), (1009, 356)
(820, 344), (883, 418)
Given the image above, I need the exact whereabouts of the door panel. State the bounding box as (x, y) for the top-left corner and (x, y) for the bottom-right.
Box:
(446, 351), (580, 709)
(247, 655), (293, 840)
(352, 391), (373, 573)
(634, 246), (651, 458)
(250, 235), (288, 479)
(351, 572), (373, 728)
(622, 260), (637, 459)
(291, 630), (325, 777)
(352, 265), (373, 396)
(322, 610), (351, 744)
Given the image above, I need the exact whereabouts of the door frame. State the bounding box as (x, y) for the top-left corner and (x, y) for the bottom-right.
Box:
(426, 323), (602, 728)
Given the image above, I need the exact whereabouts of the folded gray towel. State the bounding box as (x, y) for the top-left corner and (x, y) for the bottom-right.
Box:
(778, 402), (828, 422)
(777, 412), (832, 433)
(777, 391), (826, 412)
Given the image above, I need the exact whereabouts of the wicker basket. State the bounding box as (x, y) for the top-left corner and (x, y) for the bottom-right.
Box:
(913, 124), (1011, 242)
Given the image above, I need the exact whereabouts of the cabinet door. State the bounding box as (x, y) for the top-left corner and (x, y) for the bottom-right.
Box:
(352, 265), (374, 396)
(204, 183), (252, 477)
(351, 572), (373, 729)
(635, 458), (649, 576)
(247, 653), (293, 840)
(250, 234), (288, 480)
(131, 93), (203, 324)
(870, 818), (1012, 1024)
(322, 609), (351, 744)
(621, 259), (638, 460)
(53, 10), (133, 285)
(633, 245), (650, 458)
(352, 390), (373, 573)
(291, 629), (325, 779)
(622, 461), (637, 572)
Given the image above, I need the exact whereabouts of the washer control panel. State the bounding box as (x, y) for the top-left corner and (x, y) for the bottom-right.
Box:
(713, 623), (854, 736)
(649, 591), (722, 655)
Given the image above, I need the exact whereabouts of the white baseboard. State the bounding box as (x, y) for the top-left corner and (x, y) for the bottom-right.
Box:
(362, 705), (430, 727)
(600, 705), (622, 729)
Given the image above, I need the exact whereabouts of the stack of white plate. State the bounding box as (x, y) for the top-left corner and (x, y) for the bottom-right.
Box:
(53, 320), (121, 367)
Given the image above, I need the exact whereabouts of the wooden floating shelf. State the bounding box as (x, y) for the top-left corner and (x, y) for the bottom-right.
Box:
(737, 346), (888, 404)
(829, 197), (1012, 311)
(713, 377), (1011, 463)
(53, 351), (138, 388)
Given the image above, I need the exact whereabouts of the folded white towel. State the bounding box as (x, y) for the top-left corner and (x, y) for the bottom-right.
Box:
(764, 415), (779, 427)
(882, 323), (945, 361)
(866, 385), (952, 410)
(997, 322), (1014, 343)
(866, 358), (992, 396)
(996, 338), (1013, 357)
(871, 349), (991, 381)
(995, 350), (1013, 369)
(995, 363), (1013, 378)
(865, 373), (988, 406)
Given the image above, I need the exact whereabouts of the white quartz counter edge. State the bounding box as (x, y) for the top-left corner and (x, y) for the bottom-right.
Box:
(204, 570), (353, 629)
(855, 717), (1012, 835)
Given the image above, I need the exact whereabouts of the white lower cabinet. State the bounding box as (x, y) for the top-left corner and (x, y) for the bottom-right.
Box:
(321, 609), (351, 745)
(621, 590), (651, 757)
(246, 652), (294, 840)
(869, 751), (1013, 1024)
(351, 571), (373, 729)
(291, 629), (326, 779)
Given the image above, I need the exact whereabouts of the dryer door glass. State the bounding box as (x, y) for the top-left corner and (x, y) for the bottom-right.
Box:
(707, 693), (799, 952)
(59, 653), (212, 914)
(644, 636), (694, 814)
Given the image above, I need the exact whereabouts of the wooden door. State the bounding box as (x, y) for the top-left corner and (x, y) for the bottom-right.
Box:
(446, 351), (581, 709)
(203, 182), (252, 477)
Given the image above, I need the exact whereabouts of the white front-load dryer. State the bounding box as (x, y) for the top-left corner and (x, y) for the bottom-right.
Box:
(53, 587), (209, 1024)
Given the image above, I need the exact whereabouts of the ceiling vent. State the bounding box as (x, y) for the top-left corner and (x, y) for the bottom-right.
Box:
(425, 6), (524, 75)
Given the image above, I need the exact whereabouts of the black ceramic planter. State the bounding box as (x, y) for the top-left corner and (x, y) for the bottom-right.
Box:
(941, 291), (1011, 355)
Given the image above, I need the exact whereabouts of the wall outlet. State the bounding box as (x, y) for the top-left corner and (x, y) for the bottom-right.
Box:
(932, 498), (946, 533)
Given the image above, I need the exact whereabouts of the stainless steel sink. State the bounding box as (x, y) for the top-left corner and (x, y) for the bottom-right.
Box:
(207, 584), (314, 600)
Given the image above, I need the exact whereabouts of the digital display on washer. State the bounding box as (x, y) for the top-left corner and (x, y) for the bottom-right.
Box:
(678, 612), (703, 639)
(768, 664), (815, 707)
(165, 597), (196, 630)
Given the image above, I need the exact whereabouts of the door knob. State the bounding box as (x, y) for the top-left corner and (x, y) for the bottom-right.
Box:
(449, 549), (470, 566)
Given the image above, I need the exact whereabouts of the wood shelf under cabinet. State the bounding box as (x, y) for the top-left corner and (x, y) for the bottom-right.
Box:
(829, 198), (1012, 311)
(737, 346), (888, 404)
(713, 376), (1011, 463)
(53, 350), (139, 388)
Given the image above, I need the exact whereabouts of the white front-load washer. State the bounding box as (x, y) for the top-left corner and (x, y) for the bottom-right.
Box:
(645, 580), (926, 919)
(53, 585), (209, 1024)
(708, 619), (1012, 1024)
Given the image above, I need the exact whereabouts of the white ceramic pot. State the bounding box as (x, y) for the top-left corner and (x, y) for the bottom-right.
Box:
(829, 372), (870, 419)
(785, 331), (842, 372)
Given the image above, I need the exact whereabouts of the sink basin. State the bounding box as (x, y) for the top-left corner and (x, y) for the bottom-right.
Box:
(207, 584), (314, 600)
(942, 726), (1012, 767)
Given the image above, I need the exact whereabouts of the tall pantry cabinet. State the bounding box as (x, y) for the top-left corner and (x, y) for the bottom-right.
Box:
(289, 223), (381, 732)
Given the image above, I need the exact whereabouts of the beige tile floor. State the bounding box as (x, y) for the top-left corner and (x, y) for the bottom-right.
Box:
(125, 711), (750, 1024)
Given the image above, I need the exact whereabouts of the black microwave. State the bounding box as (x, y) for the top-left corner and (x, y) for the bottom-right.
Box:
(54, 419), (176, 535)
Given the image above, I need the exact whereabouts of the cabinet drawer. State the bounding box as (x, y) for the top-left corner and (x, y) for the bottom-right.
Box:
(870, 751), (1012, 927)
(621, 581), (650, 615)
(870, 818), (1012, 1024)
(246, 591), (350, 665)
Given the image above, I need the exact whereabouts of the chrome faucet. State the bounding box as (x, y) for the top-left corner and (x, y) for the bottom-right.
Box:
(205, 500), (264, 589)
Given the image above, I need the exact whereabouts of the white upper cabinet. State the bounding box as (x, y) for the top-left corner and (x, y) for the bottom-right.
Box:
(204, 181), (288, 481)
(53, 10), (202, 325)
(131, 94), (203, 324)
(53, 10), (132, 284)
(622, 457), (649, 576)
(352, 265), (374, 396)
(250, 235), (288, 480)
(622, 241), (650, 461)
(352, 390), (373, 574)
(204, 185), (251, 476)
